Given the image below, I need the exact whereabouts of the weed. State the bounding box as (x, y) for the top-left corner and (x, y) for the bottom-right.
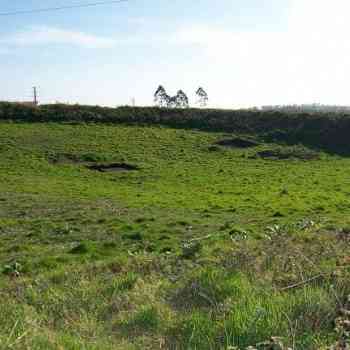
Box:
(119, 306), (160, 334)
(70, 242), (90, 254)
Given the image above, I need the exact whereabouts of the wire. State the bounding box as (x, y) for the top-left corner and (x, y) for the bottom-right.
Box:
(0, 0), (129, 16)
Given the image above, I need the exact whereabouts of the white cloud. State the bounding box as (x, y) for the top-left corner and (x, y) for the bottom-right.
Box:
(1, 26), (116, 49)
(172, 0), (350, 107)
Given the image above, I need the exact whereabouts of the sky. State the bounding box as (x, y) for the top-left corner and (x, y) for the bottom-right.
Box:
(0, 0), (349, 108)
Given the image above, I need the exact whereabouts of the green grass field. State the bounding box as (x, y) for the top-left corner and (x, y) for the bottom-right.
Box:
(0, 121), (349, 349)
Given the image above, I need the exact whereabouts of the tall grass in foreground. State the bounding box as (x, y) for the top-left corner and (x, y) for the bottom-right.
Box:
(166, 270), (341, 349)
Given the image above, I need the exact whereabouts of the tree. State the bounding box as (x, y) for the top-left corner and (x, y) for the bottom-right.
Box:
(154, 86), (189, 108)
(154, 85), (170, 107)
(174, 90), (189, 108)
(167, 95), (177, 108)
(195, 87), (208, 108)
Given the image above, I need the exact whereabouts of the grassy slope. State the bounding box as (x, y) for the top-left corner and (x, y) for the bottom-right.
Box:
(0, 122), (349, 349)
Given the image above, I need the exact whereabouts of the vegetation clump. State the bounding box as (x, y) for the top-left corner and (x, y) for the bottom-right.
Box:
(122, 232), (143, 241)
(69, 242), (90, 254)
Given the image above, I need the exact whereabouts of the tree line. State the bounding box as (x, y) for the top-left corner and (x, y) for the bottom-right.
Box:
(154, 86), (208, 108)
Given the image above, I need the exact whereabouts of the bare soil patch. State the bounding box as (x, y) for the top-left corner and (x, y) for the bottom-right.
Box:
(87, 163), (139, 172)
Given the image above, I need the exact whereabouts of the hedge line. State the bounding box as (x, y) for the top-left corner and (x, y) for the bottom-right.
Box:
(1, 102), (350, 154)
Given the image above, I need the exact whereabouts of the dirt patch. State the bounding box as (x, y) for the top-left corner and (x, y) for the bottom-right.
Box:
(215, 137), (259, 148)
(87, 163), (139, 172)
(252, 148), (319, 160)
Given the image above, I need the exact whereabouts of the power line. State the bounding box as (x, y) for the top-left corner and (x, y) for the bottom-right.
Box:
(0, 0), (129, 17)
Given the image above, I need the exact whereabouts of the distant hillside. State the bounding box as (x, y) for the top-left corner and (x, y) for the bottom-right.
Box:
(1, 102), (350, 154)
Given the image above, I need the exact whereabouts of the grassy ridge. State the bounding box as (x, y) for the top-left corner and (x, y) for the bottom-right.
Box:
(1, 102), (350, 154)
(0, 121), (349, 349)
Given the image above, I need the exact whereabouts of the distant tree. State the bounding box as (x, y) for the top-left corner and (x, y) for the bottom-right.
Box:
(154, 86), (189, 108)
(154, 85), (170, 107)
(174, 90), (189, 108)
(168, 95), (177, 108)
(195, 87), (208, 108)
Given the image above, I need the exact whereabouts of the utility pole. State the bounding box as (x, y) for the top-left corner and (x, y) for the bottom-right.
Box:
(33, 86), (38, 106)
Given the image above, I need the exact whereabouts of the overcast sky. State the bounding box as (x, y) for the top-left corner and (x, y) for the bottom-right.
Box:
(0, 0), (349, 108)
